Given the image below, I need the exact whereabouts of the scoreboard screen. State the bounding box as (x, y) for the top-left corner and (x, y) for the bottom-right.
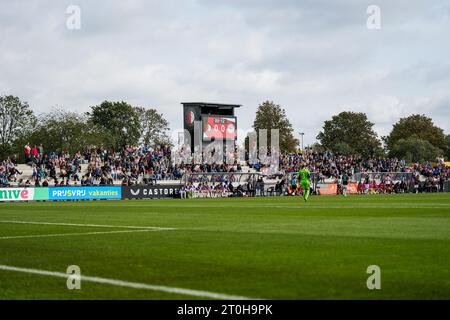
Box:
(202, 116), (237, 141)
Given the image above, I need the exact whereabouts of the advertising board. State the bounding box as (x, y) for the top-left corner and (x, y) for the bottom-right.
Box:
(122, 185), (181, 199)
(48, 186), (121, 200)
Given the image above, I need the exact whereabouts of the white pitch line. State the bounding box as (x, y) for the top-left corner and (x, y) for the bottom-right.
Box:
(0, 229), (159, 240)
(0, 264), (256, 300)
(36, 203), (450, 209)
(0, 220), (176, 231)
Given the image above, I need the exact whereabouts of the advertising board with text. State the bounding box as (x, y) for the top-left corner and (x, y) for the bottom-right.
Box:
(122, 185), (181, 199)
(0, 188), (48, 202)
(48, 186), (121, 200)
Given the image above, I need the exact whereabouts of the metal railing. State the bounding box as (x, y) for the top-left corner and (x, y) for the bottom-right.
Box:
(351, 172), (414, 183)
(181, 172), (262, 185)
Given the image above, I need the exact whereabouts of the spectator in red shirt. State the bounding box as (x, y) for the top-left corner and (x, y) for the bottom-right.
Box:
(31, 145), (39, 161)
(24, 144), (31, 163)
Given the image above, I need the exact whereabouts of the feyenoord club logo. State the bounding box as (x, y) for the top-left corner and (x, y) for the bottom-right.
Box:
(186, 110), (195, 128)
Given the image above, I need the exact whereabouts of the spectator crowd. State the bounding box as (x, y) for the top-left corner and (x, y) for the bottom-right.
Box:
(0, 143), (448, 194)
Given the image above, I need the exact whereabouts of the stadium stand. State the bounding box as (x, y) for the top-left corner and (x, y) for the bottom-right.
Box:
(0, 144), (448, 195)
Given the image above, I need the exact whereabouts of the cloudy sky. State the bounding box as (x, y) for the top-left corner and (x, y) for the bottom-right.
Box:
(1, 0), (449, 146)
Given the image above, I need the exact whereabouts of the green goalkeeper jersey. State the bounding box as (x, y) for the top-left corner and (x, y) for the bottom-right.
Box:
(298, 168), (311, 184)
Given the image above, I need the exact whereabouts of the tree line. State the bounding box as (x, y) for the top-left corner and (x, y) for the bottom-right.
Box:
(251, 101), (449, 162)
(1, 95), (449, 163)
(0, 96), (170, 161)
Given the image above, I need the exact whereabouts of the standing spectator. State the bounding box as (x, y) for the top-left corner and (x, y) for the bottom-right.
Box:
(31, 145), (39, 162)
(38, 144), (44, 157)
(439, 175), (445, 192)
(24, 144), (31, 163)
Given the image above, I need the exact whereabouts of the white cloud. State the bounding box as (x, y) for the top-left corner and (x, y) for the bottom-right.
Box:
(0, 0), (449, 147)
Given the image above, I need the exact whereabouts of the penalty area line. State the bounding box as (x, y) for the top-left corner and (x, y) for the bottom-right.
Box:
(0, 264), (256, 300)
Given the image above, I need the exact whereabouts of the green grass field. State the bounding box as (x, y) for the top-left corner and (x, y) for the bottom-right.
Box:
(0, 193), (449, 300)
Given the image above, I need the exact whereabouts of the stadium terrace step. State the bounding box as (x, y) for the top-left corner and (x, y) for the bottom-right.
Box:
(12, 164), (33, 183)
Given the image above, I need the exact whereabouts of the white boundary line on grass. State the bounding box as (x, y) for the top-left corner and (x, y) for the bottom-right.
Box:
(0, 264), (256, 300)
(31, 203), (449, 209)
(0, 220), (176, 231)
(0, 229), (159, 240)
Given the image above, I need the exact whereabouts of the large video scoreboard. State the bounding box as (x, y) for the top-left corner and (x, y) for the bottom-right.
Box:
(202, 116), (237, 141)
(182, 102), (240, 151)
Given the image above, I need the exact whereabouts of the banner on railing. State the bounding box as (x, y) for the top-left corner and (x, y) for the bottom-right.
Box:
(316, 184), (337, 195)
(316, 183), (359, 195)
(122, 185), (181, 199)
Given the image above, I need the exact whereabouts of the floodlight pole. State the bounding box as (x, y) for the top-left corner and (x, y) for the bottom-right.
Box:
(299, 132), (305, 152)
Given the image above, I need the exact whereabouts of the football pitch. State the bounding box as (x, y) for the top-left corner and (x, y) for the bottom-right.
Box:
(0, 193), (449, 300)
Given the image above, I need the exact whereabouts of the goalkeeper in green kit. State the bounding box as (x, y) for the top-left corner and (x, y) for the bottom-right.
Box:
(298, 163), (311, 202)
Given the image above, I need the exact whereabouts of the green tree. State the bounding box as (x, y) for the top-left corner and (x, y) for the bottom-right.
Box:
(134, 107), (171, 145)
(13, 108), (109, 159)
(87, 101), (141, 150)
(28, 109), (91, 155)
(0, 95), (36, 159)
(309, 142), (325, 153)
(317, 111), (382, 156)
(384, 114), (447, 154)
(390, 137), (443, 163)
(445, 134), (450, 160)
(249, 101), (298, 153)
(334, 142), (357, 156)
